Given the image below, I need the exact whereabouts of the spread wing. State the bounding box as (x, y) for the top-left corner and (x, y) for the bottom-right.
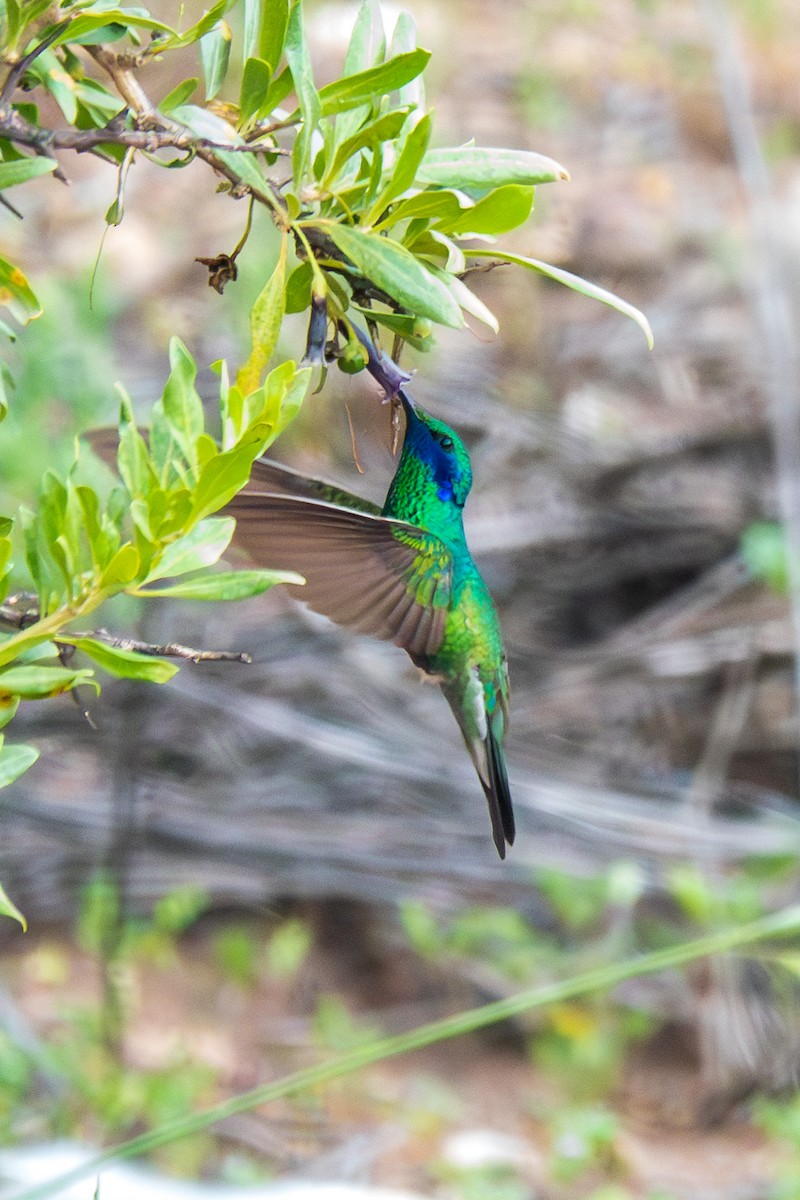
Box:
(243, 459), (383, 516)
(226, 492), (453, 660)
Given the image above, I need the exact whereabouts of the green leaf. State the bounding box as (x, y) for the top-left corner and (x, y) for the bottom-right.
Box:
(367, 111), (432, 221)
(437, 184), (534, 237)
(189, 443), (265, 525)
(331, 0), (385, 147)
(425, 266), (499, 334)
(416, 146), (569, 191)
(257, 0), (289, 69)
(344, 0), (385, 74)
(0, 254), (41, 324)
(391, 11), (424, 112)
(144, 517), (236, 583)
(135, 568), (304, 601)
(161, 337), (204, 471)
(171, 104), (271, 196)
(0, 696), (19, 731)
(159, 77), (198, 114)
(0, 156), (57, 190)
(61, 638), (179, 684)
(285, 260), (313, 313)
(284, 0), (321, 183)
(67, 21), (128, 46)
(0, 879), (27, 930)
(117, 398), (153, 498)
(375, 188), (464, 232)
(466, 249), (654, 348)
(200, 21), (232, 101)
(0, 664), (99, 700)
(155, 0), (235, 51)
(239, 56), (273, 126)
(237, 234), (287, 393)
(325, 108), (410, 185)
(46, 11), (174, 48)
(319, 222), (463, 328)
(99, 542), (139, 589)
(317, 49), (430, 116)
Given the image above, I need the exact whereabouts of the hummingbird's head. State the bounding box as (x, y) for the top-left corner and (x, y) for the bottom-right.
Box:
(400, 392), (473, 508)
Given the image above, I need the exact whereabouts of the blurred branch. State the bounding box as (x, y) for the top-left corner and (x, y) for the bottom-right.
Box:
(701, 0), (800, 761)
(0, 600), (251, 663)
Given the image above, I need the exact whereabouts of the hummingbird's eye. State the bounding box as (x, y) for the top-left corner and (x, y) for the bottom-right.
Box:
(439, 435), (454, 451)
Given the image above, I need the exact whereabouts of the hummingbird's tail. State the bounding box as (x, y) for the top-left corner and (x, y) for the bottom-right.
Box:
(484, 725), (515, 859)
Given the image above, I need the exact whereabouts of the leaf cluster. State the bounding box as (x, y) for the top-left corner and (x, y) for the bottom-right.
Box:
(0, 339), (308, 920)
(0, 0), (651, 371)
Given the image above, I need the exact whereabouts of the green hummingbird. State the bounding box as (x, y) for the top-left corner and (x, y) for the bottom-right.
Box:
(226, 390), (514, 857)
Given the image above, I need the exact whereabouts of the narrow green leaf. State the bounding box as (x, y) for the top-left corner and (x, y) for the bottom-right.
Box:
(46, 11), (174, 48)
(0, 697), (19, 732)
(285, 260), (313, 313)
(4, 0), (21, 47)
(0, 156), (57, 190)
(200, 22), (232, 101)
(259, 65), (293, 118)
(344, 0), (385, 74)
(284, 0), (321, 183)
(156, 0), (235, 51)
(161, 337), (204, 471)
(0, 255), (41, 324)
(171, 104), (271, 196)
(239, 56), (272, 125)
(145, 517), (236, 583)
(67, 21), (127, 46)
(425, 265), (499, 334)
(158, 77), (198, 114)
(319, 222), (463, 328)
(391, 11), (424, 112)
(0, 879), (27, 930)
(467, 248), (654, 348)
(0, 665), (99, 700)
(189, 443), (266, 525)
(243, 0), (262, 57)
(258, 361), (311, 443)
(332, 0), (385, 147)
(317, 49), (430, 117)
(325, 108), (410, 185)
(135, 568), (304, 601)
(62, 638), (178, 684)
(416, 146), (569, 191)
(258, 0), (289, 69)
(368, 112), (432, 221)
(99, 542), (139, 589)
(437, 183), (534, 237)
(117, 399), (153, 499)
(237, 234), (287, 393)
(375, 188), (464, 232)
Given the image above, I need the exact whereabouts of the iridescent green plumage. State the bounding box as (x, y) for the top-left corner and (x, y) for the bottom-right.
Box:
(225, 392), (514, 857)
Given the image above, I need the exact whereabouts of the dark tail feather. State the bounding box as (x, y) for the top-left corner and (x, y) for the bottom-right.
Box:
(483, 727), (515, 859)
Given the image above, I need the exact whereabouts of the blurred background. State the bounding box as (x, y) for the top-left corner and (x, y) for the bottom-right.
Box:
(3, 0), (800, 1196)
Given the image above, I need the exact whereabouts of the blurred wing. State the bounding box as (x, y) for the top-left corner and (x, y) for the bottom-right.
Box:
(226, 492), (452, 659)
(243, 459), (383, 516)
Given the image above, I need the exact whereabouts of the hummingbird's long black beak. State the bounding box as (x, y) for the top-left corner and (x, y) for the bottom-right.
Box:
(398, 389), (419, 423)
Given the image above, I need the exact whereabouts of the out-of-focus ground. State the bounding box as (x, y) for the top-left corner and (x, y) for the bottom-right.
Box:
(4, 0), (800, 1196)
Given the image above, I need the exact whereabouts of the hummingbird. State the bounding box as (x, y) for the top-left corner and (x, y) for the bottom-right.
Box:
(225, 391), (514, 857)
